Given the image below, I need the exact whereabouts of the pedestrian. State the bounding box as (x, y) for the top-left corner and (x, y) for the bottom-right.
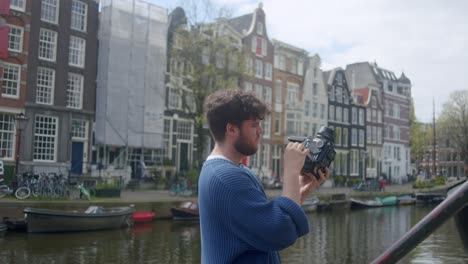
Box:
(198, 89), (329, 263)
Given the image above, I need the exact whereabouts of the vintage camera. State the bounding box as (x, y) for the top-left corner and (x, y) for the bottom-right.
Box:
(288, 126), (336, 180)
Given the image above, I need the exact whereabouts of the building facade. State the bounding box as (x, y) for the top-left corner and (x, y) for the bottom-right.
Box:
(19, 0), (98, 175)
(346, 62), (411, 183)
(0, 0), (31, 171)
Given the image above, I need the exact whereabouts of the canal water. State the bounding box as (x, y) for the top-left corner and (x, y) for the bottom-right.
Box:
(0, 205), (467, 264)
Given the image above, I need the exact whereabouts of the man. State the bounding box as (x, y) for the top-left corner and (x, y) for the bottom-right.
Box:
(199, 89), (329, 263)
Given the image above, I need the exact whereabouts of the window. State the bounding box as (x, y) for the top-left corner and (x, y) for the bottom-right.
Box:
(378, 111), (382, 123)
(36, 67), (55, 105)
(71, 119), (87, 140)
(254, 84), (262, 99)
(263, 117), (271, 138)
(256, 22), (263, 35)
(342, 152), (347, 175)
(359, 129), (365, 147)
(342, 128), (348, 147)
(351, 128), (357, 146)
(377, 127), (382, 144)
(335, 127), (342, 146)
(395, 126), (400, 140)
(351, 107), (357, 124)
(67, 73), (83, 109)
(286, 83), (299, 104)
(290, 58), (297, 74)
(350, 150), (359, 175)
(168, 88), (181, 109)
(367, 126), (371, 143)
(394, 103), (400, 119)
(329, 105), (335, 120)
(1, 63), (21, 98)
(10, 0), (26, 12)
(69, 36), (86, 67)
(8, 25), (23, 52)
(255, 59), (262, 78)
(261, 144), (270, 168)
(274, 112), (281, 135)
(41, 0), (59, 24)
(313, 83), (317, 95)
(343, 108), (349, 123)
(39, 28), (57, 61)
(320, 104), (325, 119)
(303, 122), (309, 137)
(176, 121), (192, 141)
(285, 111), (301, 135)
(0, 114), (16, 159)
(33, 115), (58, 161)
(313, 103), (318, 118)
(367, 108), (371, 122)
(336, 87), (342, 103)
(263, 86), (272, 104)
(304, 100), (310, 116)
(244, 82), (252, 92)
(336, 106), (342, 122)
(71, 0), (87, 32)
(359, 108), (365, 125)
(264, 63), (272, 80)
(275, 80), (282, 103)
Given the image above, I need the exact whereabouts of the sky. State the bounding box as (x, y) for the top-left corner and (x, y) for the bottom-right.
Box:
(148, 0), (468, 123)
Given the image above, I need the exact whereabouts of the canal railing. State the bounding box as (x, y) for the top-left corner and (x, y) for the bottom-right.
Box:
(371, 179), (468, 264)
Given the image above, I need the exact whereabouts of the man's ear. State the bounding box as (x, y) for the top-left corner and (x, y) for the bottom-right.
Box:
(226, 123), (238, 137)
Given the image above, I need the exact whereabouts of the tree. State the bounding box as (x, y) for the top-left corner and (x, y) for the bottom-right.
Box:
(168, 3), (246, 169)
(438, 90), (468, 176)
(409, 97), (425, 166)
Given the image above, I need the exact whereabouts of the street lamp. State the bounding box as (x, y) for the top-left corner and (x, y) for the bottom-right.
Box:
(14, 113), (29, 179)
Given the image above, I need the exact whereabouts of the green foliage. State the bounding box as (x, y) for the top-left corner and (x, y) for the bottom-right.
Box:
(95, 182), (119, 189)
(186, 168), (200, 184)
(348, 177), (361, 185)
(413, 179), (435, 189)
(434, 176), (446, 186)
(334, 175), (345, 184)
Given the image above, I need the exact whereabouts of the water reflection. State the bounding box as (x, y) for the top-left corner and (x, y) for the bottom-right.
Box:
(0, 206), (466, 264)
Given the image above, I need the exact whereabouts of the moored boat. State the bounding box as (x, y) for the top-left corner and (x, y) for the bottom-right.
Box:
(302, 197), (319, 213)
(397, 195), (416, 205)
(170, 201), (199, 220)
(133, 212), (155, 223)
(24, 206), (133, 233)
(415, 193), (445, 204)
(350, 198), (383, 209)
(376, 196), (398, 206)
(0, 223), (6, 237)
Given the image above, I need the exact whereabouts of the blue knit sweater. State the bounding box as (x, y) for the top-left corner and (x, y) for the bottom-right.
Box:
(198, 158), (310, 263)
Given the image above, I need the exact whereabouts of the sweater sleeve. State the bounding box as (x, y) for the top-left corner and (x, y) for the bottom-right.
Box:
(228, 185), (310, 252)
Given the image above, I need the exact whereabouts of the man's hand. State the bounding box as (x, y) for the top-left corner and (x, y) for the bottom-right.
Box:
(282, 142), (309, 205)
(299, 167), (330, 204)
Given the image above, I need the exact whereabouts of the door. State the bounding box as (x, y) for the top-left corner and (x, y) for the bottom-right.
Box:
(71, 142), (84, 175)
(178, 143), (189, 174)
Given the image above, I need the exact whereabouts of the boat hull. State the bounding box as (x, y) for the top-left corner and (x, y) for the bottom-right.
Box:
(133, 212), (155, 223)
(170, 208), (199, 220)
(24, 207), (133, 233)
(350, 198), (383, 209)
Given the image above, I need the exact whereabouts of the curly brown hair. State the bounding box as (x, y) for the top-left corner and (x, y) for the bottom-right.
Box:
(204, 89), (270, 142)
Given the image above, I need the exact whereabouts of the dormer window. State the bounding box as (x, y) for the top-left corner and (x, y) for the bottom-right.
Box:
(256, 22), (263, 35)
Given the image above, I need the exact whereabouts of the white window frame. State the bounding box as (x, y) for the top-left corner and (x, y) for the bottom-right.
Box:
(335, 127), (342, 146)
(71, 0), (88, 32)
(274, 112), (281, 135)
(39, 28), (57, 62)
(10, 0), (26, 12)
(41, 0), (60, 24)
(350, 150), (359, 175)
(71, 119), (88, 140)
(263, 116), (271, 139)
(359, 129), (365, 147)
(255, 59), (263, 78)
(342, 128), (348, 147)
(7, 24), (24, 53)
(67, 73), (84, 109)
(359, 108), (365, 125)
(1, 62), (21, 99)
(286, 83), (299, 104)
(69, 36), (86, 68)
(275, 80), (282, 103)
(36, 67), (55, 105)
(168, 87), (181, 109)
(0, 114), (17, 160)
(351, 128), (357, 146)
(263, 86), (272, 104)
(264, 63), (272, 80)
(261, 144), (270, 169)
(329, 105), (335, 121)
(33, 115), (58, 162)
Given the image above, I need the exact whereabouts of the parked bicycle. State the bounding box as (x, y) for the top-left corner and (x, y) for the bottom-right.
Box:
(168, 180), (192, 196)
(0, 178), (31, 200)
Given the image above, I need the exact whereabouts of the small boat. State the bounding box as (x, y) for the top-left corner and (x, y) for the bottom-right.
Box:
(24, 206), (133, 233)
(415, 193), (446, 204)
(133, 212), (155, 223)
(350, 198), (383, 209)
(376, 196), (398, 206)
(397, 195), (416, 205)
(170, 201), (199, 220)
(3, 217), (27, 231)
(302, 197), (319, 213)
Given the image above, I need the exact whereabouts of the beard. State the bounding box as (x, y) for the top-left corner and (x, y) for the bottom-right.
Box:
(234, 131), (258, 156)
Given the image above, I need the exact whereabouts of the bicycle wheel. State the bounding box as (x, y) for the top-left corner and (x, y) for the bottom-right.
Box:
(15, 186), (31, 200)
(0, 185), (10, 198)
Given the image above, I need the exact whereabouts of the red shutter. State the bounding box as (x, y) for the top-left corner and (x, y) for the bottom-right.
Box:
(256, 38), (262, 55)
(0, 0), (10, 15)
(0, 25), (9, 59)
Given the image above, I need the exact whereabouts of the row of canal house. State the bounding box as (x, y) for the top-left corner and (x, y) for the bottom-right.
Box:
(0, 1), (412, 185)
